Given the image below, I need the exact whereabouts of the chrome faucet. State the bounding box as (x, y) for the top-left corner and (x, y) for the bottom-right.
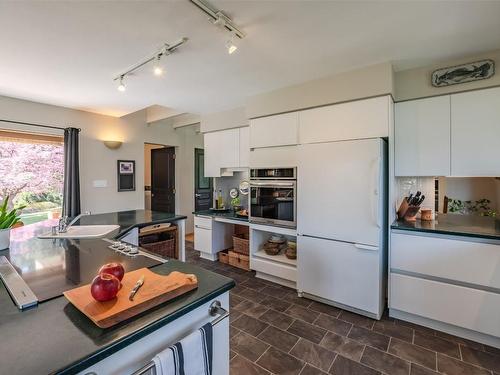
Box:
(57, 211), (91, 233)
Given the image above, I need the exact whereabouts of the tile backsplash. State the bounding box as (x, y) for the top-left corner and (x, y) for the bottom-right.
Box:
(395, 177), (436, 214)
(213, 171), (249, 209)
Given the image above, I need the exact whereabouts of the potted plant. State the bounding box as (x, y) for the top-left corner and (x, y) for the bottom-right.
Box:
(0, 196), (25, 250)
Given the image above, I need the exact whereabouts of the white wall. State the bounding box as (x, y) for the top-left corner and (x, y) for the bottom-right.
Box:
(395, 49), (500, 101)
(201, 107), (248, 133)
(246, 62), (394, 118)
(0, 94), (203, 232)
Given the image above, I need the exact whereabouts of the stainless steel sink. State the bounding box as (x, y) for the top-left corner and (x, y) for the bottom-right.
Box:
(38, 225), (120, 239)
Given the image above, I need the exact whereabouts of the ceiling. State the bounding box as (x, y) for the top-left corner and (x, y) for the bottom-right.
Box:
(1, 1), (500, 117)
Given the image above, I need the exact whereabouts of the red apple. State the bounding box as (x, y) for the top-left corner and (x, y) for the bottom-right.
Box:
(99, 262), (125, 281)
(90, 274), (120, 302)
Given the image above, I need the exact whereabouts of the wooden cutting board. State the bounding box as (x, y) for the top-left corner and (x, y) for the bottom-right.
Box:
(64, 268), (198, 328)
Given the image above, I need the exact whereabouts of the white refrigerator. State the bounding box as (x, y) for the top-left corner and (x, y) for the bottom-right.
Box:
(297, 138), (387, 319)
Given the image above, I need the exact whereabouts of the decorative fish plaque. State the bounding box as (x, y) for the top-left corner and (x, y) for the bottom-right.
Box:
(431, 59), (495, 87)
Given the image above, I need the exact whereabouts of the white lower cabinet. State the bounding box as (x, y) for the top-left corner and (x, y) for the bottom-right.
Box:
(79, 293), (230, 375)
(194, 216), (232, 260)
(297, 235), (382, 316)
(390, 231), (500, 341)
(391, 232), (500, 289)
(391, 274), (500, 338)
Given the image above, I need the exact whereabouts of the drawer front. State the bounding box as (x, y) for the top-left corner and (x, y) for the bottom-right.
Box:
(250, 257), (296, 282)
(390, 273), (500, 337)
(391, 232), (500, 289)
(194, 226), (212, 253)
(194, 216), (212, 229)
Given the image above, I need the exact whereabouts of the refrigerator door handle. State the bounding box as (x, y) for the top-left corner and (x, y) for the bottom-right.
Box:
(354, 243), (379, 251)
(370, 157), (381, 229)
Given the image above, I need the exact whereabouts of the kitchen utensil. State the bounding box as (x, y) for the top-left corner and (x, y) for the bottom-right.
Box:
(63, 268), (198, 328)
(229, 188), (239, 199)
(239, 180), (250, 195)
(129, 275), (145, 301)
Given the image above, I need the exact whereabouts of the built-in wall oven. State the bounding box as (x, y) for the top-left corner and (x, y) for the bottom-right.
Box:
(249, 168), (296, 228)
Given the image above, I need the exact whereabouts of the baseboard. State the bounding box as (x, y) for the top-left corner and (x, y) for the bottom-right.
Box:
(389, 309), (500, 349)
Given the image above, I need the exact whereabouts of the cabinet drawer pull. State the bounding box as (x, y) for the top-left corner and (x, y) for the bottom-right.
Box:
(354, 243), (379, 251)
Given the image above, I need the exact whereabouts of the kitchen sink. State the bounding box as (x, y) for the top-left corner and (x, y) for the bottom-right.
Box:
(38, 225), (121, 239)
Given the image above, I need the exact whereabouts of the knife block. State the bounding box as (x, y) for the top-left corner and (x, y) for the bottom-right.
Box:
(403, 206), (420, 222)
(397, 199), (420, 221)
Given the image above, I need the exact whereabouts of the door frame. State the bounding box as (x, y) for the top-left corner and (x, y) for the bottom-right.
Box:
(146, 143), (179, 213)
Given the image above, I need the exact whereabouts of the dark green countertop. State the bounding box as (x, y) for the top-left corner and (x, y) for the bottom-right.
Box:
(0, 210), (234, 375)
(391, 213), (500, 241)
(78, 209), (187, 236)
(193, 209), (249, 223)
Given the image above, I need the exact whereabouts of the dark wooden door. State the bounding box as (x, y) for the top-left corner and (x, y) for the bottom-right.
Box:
(194, 148), (212, 211)
(151, 147), (175, 212)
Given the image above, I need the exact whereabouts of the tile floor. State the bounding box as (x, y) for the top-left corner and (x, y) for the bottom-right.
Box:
(185, 241), (500, 375)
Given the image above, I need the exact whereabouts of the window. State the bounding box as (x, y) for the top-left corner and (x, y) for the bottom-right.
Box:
(0, 130), (64, 225)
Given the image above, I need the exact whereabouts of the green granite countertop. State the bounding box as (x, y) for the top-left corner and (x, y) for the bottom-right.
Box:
(391, 213), (500, 241)
(193, 209), (249, 222)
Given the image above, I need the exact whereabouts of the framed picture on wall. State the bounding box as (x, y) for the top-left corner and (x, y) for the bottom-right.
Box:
(117, 160), (135, 192)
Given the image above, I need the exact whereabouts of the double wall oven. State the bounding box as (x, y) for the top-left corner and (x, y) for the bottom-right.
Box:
(249, 168), (296, 228)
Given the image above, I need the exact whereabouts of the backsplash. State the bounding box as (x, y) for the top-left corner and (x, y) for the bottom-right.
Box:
(395, 177), (436, 216)
(213, 171), (249, 209)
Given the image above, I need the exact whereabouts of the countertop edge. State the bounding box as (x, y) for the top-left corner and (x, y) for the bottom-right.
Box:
(390, 223), (500, 242)
(115, 215), (188, 237)
(58, 280), (235, 375)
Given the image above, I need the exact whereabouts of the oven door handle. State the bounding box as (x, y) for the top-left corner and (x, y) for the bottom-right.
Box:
(250, 181), (295, 187)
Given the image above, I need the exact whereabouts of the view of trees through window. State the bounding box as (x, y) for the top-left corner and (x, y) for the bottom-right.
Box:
(0, 131), (64, 225)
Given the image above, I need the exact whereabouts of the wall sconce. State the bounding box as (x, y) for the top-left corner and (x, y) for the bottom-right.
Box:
(103, 140), (123, 150)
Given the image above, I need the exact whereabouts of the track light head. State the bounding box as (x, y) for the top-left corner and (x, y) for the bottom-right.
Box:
(226, 33), (238, 54)
(153, 55), (164, 76)
(117, 76), (126, 92)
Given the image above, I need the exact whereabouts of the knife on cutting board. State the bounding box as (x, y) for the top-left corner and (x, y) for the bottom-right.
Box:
(129, 275), (145, 301)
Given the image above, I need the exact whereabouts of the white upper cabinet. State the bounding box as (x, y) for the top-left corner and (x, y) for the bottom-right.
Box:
(239, 126), (250, 168)
(395, 96), (451, 176)
(249, 112), (299, 148)
(298, 96), (390, 144)
(204, 128), (239, 177)
(451, 87), (500, 176)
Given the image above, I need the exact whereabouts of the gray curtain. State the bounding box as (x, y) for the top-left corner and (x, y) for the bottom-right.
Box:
(63, 127), (81, 217)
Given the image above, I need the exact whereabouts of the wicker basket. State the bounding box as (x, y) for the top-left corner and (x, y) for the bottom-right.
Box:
(232, 233), (249, 255)
(141, 238), (176, 259)
(218, 250), (230, 264)
(228, 250), (250, 271)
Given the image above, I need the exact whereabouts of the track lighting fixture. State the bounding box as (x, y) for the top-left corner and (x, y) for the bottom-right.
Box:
(114, 37), (187, 91)
(189, 0), (245, 54)
(117, 76), (126, 92)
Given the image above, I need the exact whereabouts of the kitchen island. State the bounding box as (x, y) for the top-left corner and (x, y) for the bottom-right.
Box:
(0, 210), (235, 375)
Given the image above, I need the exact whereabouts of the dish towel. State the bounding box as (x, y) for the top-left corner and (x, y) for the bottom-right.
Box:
(152, 322), (213, 375)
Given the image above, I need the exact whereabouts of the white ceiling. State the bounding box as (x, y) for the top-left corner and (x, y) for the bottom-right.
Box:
(1, 1), (500, 117)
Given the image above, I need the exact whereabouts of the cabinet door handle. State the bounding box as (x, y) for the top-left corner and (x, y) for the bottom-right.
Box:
(354, 243), (379, 251)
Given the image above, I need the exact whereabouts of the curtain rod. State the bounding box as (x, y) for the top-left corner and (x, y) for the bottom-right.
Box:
(0, 118), (81, 132)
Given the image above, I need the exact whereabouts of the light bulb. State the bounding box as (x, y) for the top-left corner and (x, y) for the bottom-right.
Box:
(153, 55), (164, 76)
(226, 39), (237, 54)
(117, 77), (126, 92)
